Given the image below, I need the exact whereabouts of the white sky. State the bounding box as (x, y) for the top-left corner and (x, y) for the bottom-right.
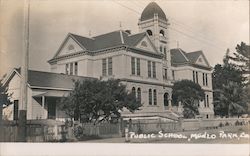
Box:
(0, 0), (249, 77)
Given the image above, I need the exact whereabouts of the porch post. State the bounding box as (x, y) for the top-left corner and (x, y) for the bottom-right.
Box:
(42, 96), (45, 119)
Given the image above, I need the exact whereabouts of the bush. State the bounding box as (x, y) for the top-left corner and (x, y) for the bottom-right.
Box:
(219, 122), (224, 127)
(73, 125), (85, 140)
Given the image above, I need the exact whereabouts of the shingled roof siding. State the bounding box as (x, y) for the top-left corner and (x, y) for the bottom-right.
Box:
(170, 49), (189, 64)
(70, 33), (95, 50)
(125, 32), (146, 46)
(16, 69), (93, 89)
(186, 51), (203, 63)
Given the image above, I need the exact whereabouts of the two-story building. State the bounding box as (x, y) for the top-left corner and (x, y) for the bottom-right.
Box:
(2, 2), (214, 121)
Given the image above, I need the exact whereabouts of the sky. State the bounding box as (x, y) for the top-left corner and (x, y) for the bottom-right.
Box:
(0, 0), (249, 77)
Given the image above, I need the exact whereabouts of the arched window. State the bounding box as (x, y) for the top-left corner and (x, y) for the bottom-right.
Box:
(160, 30), (165, 36)
(149, 89), (152, 105)
(137, 88), (141, 102)
(132, 87), (136, 97)
(160, 46), (163, 52)
(164, 93), (169, 106)
(153, 89), (157, 105)
(147, 30), (153, 36)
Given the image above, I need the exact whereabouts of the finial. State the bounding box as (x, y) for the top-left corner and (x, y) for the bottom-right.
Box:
(119, 21), (122, 29)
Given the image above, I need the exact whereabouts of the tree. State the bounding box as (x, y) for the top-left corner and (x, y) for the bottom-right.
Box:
(213, 49), (248, 117)
(229, 42), (250, 76)
(172, 80), (205, 119)
(0, 74), (11, 108)
(58, 79), (142, 124)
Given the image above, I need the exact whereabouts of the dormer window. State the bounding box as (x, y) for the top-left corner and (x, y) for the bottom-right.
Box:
(147, 30), (153, 36)
(160, 30), (165, 36)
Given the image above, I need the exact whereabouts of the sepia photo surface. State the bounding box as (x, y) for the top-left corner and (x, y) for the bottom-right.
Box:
(0, 0), (249, 156)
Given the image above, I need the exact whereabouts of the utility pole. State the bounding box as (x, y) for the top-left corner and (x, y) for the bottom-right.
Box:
(17, 0), (30, 142)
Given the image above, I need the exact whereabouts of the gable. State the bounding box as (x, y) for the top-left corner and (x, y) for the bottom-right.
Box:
(135, 36), (157, 53)
(56, 36), (85, 58)
(194, 55), (209, 67)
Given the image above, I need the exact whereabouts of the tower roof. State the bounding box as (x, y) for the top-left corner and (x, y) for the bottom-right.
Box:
(141, 2), (167, 21)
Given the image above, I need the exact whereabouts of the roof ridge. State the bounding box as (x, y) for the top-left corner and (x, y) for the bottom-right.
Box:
(93, 30), (120, 38)
(177, 48), (189, 62)
(119, 30), (124, 44)
(70, 33), (95, 40)
(128, 32), (146, 37)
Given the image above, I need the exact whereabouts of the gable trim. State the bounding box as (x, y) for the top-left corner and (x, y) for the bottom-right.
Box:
(51, 33), (86, 60)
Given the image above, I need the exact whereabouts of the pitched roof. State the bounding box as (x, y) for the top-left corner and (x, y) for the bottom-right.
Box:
(15, 68), (94, 89)
(170, 48), (211, 69)
(185, 51), (203, 63)
(69, 30), (149, 52)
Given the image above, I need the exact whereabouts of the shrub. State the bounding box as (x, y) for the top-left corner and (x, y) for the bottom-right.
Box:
(219, 122), (224, 127)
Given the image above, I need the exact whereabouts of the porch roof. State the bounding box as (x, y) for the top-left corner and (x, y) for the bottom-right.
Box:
(33, 90), (69, 98)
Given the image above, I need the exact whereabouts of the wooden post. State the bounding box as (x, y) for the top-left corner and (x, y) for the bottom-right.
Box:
(17, 0), (30, 142)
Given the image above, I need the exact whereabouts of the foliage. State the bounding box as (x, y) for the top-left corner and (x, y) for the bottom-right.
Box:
(213, 45), (248, 117)
(172, 80), (205, 119)
(228, 42), (250, 76)
(0, 74), (11, 106)
(58, 79), (142, 124)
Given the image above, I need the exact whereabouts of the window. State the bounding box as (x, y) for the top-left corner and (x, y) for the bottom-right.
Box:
(204, 94), (207, 107)
(160, 46), (163, 52)
(137, 88), (141, 102)
(65, 64), (69, 74)
(163, 68), (167, 80)
(131, 57), (135, 75)
(147, 30), (152, 36)
(193, 71), (195, 82)
(132, 87), (136, 97)
(203, 73), (205, 86)
(136, 58), (140, 76)
(74, 62), (78, 75)
(153, 89), (157, 105)
(196, 71), (198, 84)
(131, 57), (140, 76)
(164, 47), (167, 59)
(206, 95), (209, 107)
(164, 93), (169, 106)
(160, 30), (165, 36)
(148, 61), (151, 77)
(102, 59), (107, 76)
(108, 57), (112, 75)
(172, 70), (175, 80)
(205, 74), (208, 86)
(149, 89), (152, 105)
(152, 62), (156, 78)
(70, 62), (73, 75)
(66, 62), (78, 75)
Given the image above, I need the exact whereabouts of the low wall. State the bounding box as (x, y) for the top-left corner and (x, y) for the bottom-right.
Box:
(181, 118), (250, 131)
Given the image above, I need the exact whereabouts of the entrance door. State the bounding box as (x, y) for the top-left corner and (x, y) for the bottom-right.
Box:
(47, 98), (56, 119)
(13, 100), (19, 120)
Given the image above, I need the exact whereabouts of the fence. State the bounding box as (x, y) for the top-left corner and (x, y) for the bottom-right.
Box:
(129, 120), (182, 133)
(1, 120), (68, 142)
(76, 123), (121, 138)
